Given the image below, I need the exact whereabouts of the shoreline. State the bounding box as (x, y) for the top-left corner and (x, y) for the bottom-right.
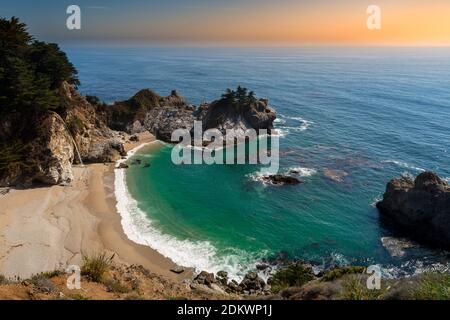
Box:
(0, 132), (190, 281)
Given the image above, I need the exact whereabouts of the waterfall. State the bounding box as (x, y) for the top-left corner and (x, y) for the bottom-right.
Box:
(68, 130), (84, 166)
(50, 111), (84, 166)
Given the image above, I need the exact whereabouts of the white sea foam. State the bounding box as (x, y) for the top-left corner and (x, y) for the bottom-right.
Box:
(382, 160), (425, 173)
(115, 143), (262, 281)
(247, 167), (316, 186)
(271, 128), (288, 138)
(287, 167), (317, 177)
(274, 118), (286, 125)
(370, 195), (383, 207)
(276, 114), (314, 132)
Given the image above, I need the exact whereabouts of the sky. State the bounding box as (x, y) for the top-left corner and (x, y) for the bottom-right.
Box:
(1, 0), (449, 46)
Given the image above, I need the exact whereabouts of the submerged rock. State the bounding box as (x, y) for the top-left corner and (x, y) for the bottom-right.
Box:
(377, 172), (450, 249)
(323, 169), (348, 182)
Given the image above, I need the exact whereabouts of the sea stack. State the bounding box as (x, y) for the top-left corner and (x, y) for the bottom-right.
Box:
(376, 172), (450, 249)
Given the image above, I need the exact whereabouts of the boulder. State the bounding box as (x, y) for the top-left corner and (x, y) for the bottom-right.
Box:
(239, 272), (266, 292)
(118, 163), (129, 169)
(377, 172), (450, 249)
(129, 134), (139, 142)
(216, 271), (228, 285)
(194, 271), (216, 286)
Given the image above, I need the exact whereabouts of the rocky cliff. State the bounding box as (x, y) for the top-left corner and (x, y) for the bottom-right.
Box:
(59, 82), (126, 163)
(0, 111), (74, 186)
(377, 172), (450, 249)
(0, 82), (127, 187)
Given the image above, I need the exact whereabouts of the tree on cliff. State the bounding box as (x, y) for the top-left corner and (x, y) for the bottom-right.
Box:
(0, 17), (79, 114)
(219, 86), (257, 110)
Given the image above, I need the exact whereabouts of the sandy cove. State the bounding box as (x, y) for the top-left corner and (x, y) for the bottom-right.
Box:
(0, 132), (190, 281)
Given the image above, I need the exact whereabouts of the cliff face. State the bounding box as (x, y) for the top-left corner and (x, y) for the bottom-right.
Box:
(103, 89), (276, 143)
(377, 172), (450, 249)
(60, 82), (126, 163)
(0, 112), (74, 187)
(0, 82), (127, 187)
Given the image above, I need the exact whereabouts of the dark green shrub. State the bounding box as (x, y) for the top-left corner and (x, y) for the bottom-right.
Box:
(102, 278), (130, 294)
(322, 266), (366, 282)
(270, 263), (314, 293)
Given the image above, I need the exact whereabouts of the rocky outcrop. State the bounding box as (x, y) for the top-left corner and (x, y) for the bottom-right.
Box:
(377, 172), (450, 249)
(102, 88), (276, 143)
(198, 97), (276, 135)
(100, 89), (192, 141)
(192, 270), (269, 296)
(60, 82), (126, 163)
(262, 175), (302, 185)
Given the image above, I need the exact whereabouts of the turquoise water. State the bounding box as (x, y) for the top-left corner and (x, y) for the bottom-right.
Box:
(67, 47), (450, 278)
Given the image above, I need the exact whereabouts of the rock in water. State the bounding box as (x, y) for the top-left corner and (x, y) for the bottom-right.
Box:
(262, 175), (302, 185)
(377, 172), (450, 249)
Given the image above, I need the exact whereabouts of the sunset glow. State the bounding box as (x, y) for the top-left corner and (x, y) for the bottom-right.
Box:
(1, 0), (450, 45)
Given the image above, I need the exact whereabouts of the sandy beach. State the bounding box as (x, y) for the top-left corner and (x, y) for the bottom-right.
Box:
(0, 132), (188, 281)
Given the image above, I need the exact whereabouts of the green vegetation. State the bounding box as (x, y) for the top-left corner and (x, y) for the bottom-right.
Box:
(85, 95), (102, 106)
(270, 263), (315, 293)
(102, 278), (131, 294)
(69, 293), (90, 300)
(220, 86), (257, 111)
(0, 17), (78, 114)
(81, 252), (114, 283)
(31, 270), (62, 280)
(0, 274), (9, 285)
(66, 115), (84, 135)
(322, 266), (366, 282)
(339, 275), (387, 300)
(410, 272), (450, 300)
(0, 140), (28, 171)
(30, 273), (56, 293)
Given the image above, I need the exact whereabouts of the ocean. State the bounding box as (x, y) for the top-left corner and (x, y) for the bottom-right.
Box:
(66, 46), (450, 280)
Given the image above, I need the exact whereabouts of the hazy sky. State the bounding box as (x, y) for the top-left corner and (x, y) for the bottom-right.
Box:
(1, 0), (449, 45)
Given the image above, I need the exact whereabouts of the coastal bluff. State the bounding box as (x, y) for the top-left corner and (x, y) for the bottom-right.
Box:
(377, 172), (450, 249)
